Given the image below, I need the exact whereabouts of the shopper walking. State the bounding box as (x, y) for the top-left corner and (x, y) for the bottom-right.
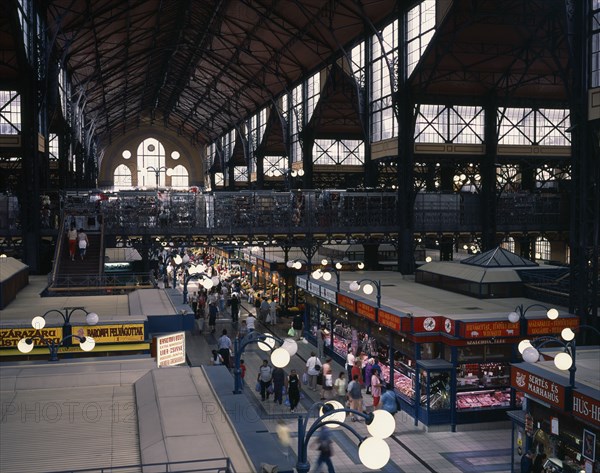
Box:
(77, 228), (89, 261)
(313, 427), (335, 473)
(208, 301), (218, 334)
(287, 369), (301, 412)
(257, 359), (273, 401)
(371, 368), (382, 409)
(230, 293), (240, 322)
(347, 374), (363, 421)
(67, 223), (77, 261)
(320, 357), (333, 400)
(305, 352), (322, 391)
(334, 372), (347, 405)
(345, 347), (355, 381)
(272, 366), (285, 405)
(217, 329), (232, 369)
(316, 324), (326, 360)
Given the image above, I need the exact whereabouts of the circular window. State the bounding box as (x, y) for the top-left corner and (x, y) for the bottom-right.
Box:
(122, 150), (131, 159)
(147, 144), (155, 152)
(171, 151), (180, 160)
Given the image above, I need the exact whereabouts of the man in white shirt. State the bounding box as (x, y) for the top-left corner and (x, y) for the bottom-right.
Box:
(345, 347), (355, 381)
(305, 351), (322, 391)
(246, 313), (256, 332)
(217, 329), (232, 368)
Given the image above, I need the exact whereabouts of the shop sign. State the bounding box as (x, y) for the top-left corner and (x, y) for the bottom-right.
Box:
(296, 276), (308, 290)
(71, 324), (145, 344)
(527, 317), (579, 336)
(414, 316), (441, 333)
(307, 281), (320, 296)
(466, 338), (507, 345)
(511, 366), (566, 410)
(378, 309), (401, 331)
(249, 255), (257, 264)
(321, 287), (336, 304)
(461, 321), (519, 339)
(0, 327), (64, 347)
(156, 331), (186, 367)
(356, 301), (376, 321)
(572, 391), (600, 427)
(337, 294), (356, 312)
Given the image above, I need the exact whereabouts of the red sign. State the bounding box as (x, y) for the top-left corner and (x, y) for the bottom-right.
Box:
(511, 366), (567, 410)
(461, 321), (519, 339)
(572, 391), (600, 427)
(527, 317), (580, 336)
(378, 309), (401, 331)
(413, 316), (441, 333)
(337, 294), (356, 312)
(356, 301), (376, 321)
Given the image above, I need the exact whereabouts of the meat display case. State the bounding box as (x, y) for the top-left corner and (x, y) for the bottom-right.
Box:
(456, 388), (512, 410)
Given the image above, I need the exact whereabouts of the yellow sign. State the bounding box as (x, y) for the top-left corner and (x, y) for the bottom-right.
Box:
(71, 324), (145, 344)
(0, 327), (64, 348)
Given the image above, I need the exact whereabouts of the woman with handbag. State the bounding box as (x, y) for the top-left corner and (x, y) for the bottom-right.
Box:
(286, 369), (301, 413)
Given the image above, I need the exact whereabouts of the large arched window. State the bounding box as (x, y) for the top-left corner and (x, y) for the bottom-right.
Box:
(170, 165), (189, 188)
(535, 236), (551, 261)
(137, 137), (166, 187)
(114, 164), (132, 189)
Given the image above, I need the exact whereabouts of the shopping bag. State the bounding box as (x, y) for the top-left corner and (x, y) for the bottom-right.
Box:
(287, 327), (296, 337)
(302, 372), (309, 385)
(255, 382), (261, 392)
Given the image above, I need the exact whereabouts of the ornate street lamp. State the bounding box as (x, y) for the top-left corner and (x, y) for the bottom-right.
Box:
(295, 400), (395, 473)
(312, 259), (365, 292)
(233, 331), (297, 394)
(172, 254), (218, 304)
(349, 278), (381, 307)
(509, 307), (600, 388)
(17, 307), (99, 361)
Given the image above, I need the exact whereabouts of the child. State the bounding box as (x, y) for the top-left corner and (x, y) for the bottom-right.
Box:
(240, 359), (246, 380)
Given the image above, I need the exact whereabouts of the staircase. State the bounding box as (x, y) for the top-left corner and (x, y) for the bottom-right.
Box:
(51, 232), (104, 289)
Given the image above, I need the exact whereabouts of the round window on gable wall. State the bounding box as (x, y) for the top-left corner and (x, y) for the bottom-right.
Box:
(147, 144), (155, 152)
(122, 150), (131, 159)
(171, 151), (180, 160)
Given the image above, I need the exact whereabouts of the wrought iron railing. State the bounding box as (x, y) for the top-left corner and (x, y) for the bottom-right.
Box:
(49, 272), (154, 289)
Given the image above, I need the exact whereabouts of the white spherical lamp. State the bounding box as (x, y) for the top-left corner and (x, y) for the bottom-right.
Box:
(258, 335), (276, 351)
(554, 352), (573, 371)
(319, 400), (346, 428)
(366, 410), (396, 439)
(522, 346), (540, 363)
(281, 338), (298, 357)
(561, 328), (575, 341)
(86, 312), (99, 326)
(358, 437), (390, 470)
(546, 308), (559, 320)
(312, 269), (322, 279)
(80, 336), (96, 352)
(321, 259), (328, 266)
(349, 281), (360, 292)
(508, 312), (520, 324)
(323, 272), (332, 282)
(31, 316), (46, 330)
(362, 283), (374, 295)
(357, 262), (365, 269)
(17, 338), (35, 353)
(518, 339), (532, 354)
(270, 347), (290, 368)
(286, 260), (294, 268)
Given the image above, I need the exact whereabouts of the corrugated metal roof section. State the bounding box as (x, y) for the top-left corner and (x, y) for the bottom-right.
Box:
(0, 385), (141, 473)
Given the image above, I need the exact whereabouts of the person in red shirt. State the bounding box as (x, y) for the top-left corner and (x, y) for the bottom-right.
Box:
(351, 360), (363, 387)
(240, 359), (246, 380)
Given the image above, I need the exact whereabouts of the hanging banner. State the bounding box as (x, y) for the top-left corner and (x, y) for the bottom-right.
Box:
(337, 294), (356, 312)
(356, 301), (376, 321)
(71, 324), (145, 344)
(0, 327), (63, 347)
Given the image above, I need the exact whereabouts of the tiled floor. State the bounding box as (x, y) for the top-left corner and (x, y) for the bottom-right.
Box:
(183, 296), (514, 473)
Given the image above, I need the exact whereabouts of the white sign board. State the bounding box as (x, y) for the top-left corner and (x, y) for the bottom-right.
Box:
(156, 331), (186, 367)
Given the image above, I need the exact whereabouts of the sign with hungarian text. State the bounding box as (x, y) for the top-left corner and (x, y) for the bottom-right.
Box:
(378, 309), (401, 331)
(461, 321), (519, 339)
(572, 391), (600, 427)
(0, 327), (64, 348)
(156, 332), (186, 367)
(511, 366), (567, 410)
(527, 317), (579, 336)
(356, 301), (376, 321)
(337, 294), (356, 312)
(71, 324), (145, 344)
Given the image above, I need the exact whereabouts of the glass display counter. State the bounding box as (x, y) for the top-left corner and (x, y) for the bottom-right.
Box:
(456, 388), (512, 410)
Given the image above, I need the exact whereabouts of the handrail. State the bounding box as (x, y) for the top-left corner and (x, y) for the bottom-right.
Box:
(49, 215), (67, 286)
(97, 212), (105, 279)
(47, 457), (235, 473)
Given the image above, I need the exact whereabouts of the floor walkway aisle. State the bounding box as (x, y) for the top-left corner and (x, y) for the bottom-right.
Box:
(179, 290), (513, 472)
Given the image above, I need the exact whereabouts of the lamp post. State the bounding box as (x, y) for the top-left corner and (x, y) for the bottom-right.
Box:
(16, 308), (99, 361)
(146, 166), (172, 188)
(286, 258), (312, 277)
(349, 278), (381, 307)
(312, 259), (365, 292)
(172, 254), (218, 304)
(296, 400), (396, 473)
(233, 331), (297, 394)
(507, 304), (559, 336)
(509, 308), (600, 388)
